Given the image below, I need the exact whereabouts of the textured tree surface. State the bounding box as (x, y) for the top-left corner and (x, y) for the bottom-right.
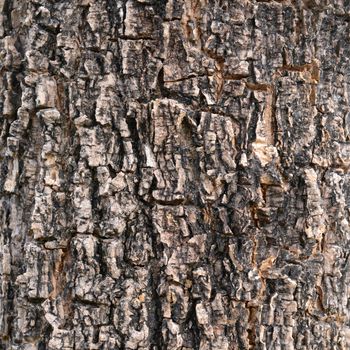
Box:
(1, 0), (350, 349)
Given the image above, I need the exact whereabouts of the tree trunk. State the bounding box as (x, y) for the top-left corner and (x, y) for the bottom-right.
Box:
(0, 0), (349, 349)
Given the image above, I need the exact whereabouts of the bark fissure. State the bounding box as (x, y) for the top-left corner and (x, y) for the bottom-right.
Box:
(0, 0), (349, 349)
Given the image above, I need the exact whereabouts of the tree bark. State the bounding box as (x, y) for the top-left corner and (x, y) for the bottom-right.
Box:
(0, 0), (349, 349)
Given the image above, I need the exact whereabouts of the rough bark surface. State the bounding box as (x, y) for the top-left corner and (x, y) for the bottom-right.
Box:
(0, 0), (350, 349)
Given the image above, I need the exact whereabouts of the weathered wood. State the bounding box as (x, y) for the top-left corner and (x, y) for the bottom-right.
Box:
(1, 0), (350, 349)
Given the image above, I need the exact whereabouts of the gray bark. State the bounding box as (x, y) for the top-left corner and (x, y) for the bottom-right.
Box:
(0, 0), (350, 349)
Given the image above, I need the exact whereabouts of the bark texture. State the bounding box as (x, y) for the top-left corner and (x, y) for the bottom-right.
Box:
(1, 0), (350, 349)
